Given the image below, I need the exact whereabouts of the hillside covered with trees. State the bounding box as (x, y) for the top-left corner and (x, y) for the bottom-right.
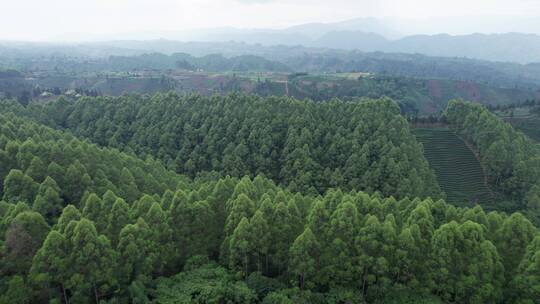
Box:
(2, 69), (537, 116)
(0, 94), (441, 199)
(2, 46), (539, 116)
(444, 100), (540, 224)
(3, 1), (540, 303)
(0, 108), (539, 303)
(2, 41), (540, 88)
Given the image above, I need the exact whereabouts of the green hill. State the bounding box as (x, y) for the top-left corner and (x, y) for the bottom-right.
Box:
(414, 128), (494, 207)
(496, 106), (540, 142)
(504, 117), (540, 142)
(0, 96), (442, 199)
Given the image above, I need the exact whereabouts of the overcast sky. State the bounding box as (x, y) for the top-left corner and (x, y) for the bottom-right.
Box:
(1, 0), (539, 41)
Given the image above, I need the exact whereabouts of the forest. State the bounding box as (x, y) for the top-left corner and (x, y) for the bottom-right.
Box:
(3, 1), (540, 302)
(3, 44), (539, 118)
(444, 100), (540, 224)
(3, 70), (536, 117)
(2, 43), (540, 88)
(0, 94), (441, 198)
(0, 94), (539, 303)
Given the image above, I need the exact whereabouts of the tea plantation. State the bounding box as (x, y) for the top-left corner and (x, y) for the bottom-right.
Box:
(414, 128), (494, 207)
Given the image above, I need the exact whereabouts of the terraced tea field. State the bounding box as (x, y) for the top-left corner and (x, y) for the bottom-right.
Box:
(504, 117), (540, 142)
(414, 128), (494, 207)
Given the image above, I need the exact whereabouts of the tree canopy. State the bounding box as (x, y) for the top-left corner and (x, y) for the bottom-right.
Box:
(0, 94), (441, 199)
(0, 96), (538, 303)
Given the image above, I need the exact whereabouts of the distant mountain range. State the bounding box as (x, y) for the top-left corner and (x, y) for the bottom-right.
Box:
(179, 20), (540, 64)
(4, 17), (540, 64)
(310, 32), (540, 64)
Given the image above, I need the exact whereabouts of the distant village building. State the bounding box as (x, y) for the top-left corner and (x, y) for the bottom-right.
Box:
(65, 89), (77, 96)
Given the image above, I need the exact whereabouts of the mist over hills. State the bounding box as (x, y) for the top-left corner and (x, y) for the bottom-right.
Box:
(182, 24), (540, 64)
(3, 32), (540, 65)
(306, 31), (540, 64)
(6, 17), (540, 64)
(1, 17), (540, 90)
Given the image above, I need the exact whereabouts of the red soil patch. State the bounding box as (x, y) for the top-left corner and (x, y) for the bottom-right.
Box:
(456, 81), (481, 101)
(427, 80), (442, 98)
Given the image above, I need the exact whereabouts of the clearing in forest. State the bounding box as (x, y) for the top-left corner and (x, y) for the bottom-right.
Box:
(414, 128), (494, 207)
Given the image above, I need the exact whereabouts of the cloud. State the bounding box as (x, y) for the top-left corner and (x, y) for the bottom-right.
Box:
(235, 0), (275, 3)
(0, 0), (538, 40)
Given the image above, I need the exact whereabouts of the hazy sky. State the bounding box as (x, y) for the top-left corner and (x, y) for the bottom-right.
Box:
(1, 0), (539, 40)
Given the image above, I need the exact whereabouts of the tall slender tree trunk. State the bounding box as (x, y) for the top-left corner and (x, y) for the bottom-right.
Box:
(61, 283), (69, 304)
(244, 252), (248, 279)
(257, 254), (262, 273)
(362, 276), (367, 296)
(265, 254), (269, 275)
(93, 283), (99, 304)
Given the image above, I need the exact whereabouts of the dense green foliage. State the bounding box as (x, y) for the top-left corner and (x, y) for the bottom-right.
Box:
(0, 51), (290, 74)
(505, 116), (540, 142)
(284, 75), (538, 115)
(494, 102), (540, 142)
(0, 98), (539, 303)
(0, 113), (183, 208)
(445, 100), (540, 223)
(281, 51), (540, 89)
(414, 128), (494, 207)
(1, 94), (441, 199)
(4, 70), (536, 116)
(3, 42), (540, 88)
(2, 44), (539, 117)
(107, 53), (292, 72)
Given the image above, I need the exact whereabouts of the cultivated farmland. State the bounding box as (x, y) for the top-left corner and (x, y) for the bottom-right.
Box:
(414, 128), (494, 207)
(496, 106), (540, 142)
